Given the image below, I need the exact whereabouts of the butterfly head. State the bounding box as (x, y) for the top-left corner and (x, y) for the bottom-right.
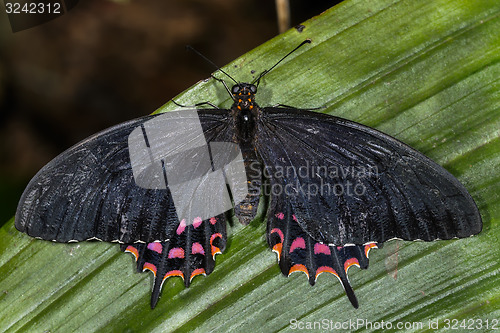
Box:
(232, 83), (257, 111)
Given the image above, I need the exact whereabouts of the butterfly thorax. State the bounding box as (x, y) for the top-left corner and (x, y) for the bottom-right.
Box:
(231, 83), (259, 143)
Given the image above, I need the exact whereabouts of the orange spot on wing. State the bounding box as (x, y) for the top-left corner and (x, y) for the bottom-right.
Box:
(210, 233), (223, 258)
(190, 268), (206, 281)
(163, 270), (184, 281)
(143, 262), (157, 276)
(315, 266), (339, 280)
(288, 264), (309, 278)
(344, 258), (360, 272)
(364, 243), (378, 257)
(125, 245), (139, 261)
(272, 243), (283, 261)
(270, 228), (284, 261)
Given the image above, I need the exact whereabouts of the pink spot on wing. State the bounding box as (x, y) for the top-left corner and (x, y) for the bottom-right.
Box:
(193, 217), (202, 228)
(314, 243), (331, 255)
(147, 242), (163, 254)
(292, 214), (298, 222)
(289, 237), (306, 253)
(337, 246), (343, 251)
(275, 212), (285, 220)
(168, 247), (185, 259)
(176, 219), (186, 235)
(209, 217), (217, 225)
(191, 242), (205, 255)
(270, 228), (284, 243)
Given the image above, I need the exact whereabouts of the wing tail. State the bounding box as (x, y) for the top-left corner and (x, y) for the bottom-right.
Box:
(121, 214), (227, 308)
(266, 196), (378, 308)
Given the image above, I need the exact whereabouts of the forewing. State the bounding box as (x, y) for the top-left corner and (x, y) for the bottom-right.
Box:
(256, 108), (482, 246)
(15, 109), (235, 243)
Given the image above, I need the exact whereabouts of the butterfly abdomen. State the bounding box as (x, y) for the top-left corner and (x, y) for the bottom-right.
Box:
(234, 144), (261, 225)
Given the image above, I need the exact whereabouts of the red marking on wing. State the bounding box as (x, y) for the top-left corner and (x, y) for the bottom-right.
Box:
(275, 212), (285, 220)
(289, 264), (309, 278)
(143, 262), (157, 276)
(164, 270), (184, 280)
(193, 217), (202, 228)
(270, 228), (284, 261)
(314, 243), (331, 255)
(190, 268), (206, 281)
(176, 219), (187, 235)
(364, 243), (378, 257)
(289, 237), (306, 253)
(292, 214), (298, 222)
(270, 228), (284, 243)
(344, 258), (360, 272)
(168, 247), (185, 259)
(210, 233), (223, 258)
(191, 242), (205, 255)
(315, 266), (339, 279)
(209, 217), (217, 225)
(147, 242), (163, 254)
(272, 243), (283, 261)
(124, 245), (139, 261)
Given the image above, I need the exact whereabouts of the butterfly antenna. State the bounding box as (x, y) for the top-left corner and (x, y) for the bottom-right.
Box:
(252, 39), (311, 86)
(186, 45), (238, 85)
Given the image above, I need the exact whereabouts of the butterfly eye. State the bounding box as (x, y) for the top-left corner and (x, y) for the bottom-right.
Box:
(250, 85), (257, 93)
(232, 85), (240, 94)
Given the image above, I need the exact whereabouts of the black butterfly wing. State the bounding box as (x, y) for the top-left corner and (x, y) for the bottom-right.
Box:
(120, 213), (227, 308)
(15, 109), (235, 244)
(266, 184), (379, 308)
(256, 107), (482, 246)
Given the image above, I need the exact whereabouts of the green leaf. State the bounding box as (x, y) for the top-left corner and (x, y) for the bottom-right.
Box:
(1, 0), (499, 331)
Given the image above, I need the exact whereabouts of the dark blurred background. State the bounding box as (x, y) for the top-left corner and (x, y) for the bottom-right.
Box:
(0, 0), (340, 224)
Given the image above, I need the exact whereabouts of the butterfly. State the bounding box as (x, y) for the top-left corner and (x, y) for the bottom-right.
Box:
(15, 40), (482, 309)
